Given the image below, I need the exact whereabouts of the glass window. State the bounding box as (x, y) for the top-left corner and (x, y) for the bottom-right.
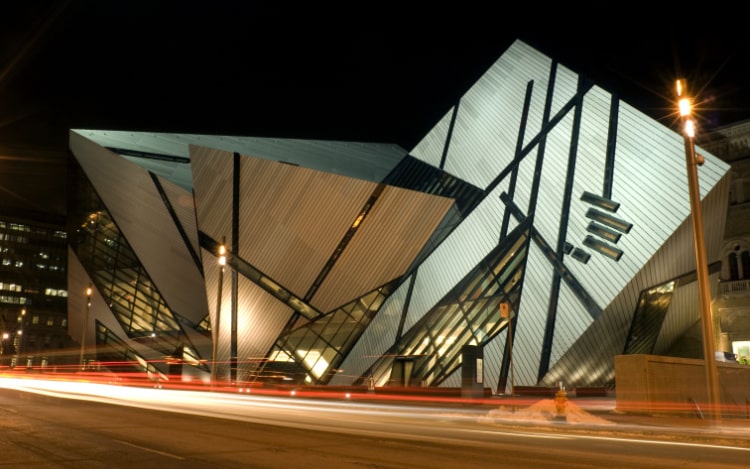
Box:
(742, 251), (750, 280)
(728, 252), (739, 281)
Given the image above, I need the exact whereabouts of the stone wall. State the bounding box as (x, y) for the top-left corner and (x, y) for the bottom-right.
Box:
(615, 354), (750, 418)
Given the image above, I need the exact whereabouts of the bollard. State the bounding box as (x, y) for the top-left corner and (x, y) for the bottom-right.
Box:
(554, 382), (567, 422)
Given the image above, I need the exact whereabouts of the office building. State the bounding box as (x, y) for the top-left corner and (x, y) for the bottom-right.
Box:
(0, 212), (71, 369)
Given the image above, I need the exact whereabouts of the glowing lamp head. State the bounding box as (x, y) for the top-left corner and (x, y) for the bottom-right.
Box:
(675, 78), (686, 98)
(684, 118), (696, 138)
(218, 245), (227, 266)
(676, 78), (692, 116)
(678, 97), (692, 117)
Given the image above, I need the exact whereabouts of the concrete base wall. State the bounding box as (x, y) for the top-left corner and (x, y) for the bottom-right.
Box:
(615, 354), (750, 418)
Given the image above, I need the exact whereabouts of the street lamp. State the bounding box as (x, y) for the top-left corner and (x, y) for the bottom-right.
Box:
(210, 238), (226, 387)
(676, 78), (721, 424)
(500, 302), (514, 397)
(79, 284), (92, 370)
(18, 308), (26, 357)
(1, 332), (8, 358)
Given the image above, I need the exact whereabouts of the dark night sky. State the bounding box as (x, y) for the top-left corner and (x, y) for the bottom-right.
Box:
(1, 2), (749, 217)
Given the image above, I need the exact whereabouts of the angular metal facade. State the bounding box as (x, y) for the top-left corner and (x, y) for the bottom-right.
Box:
(67, 39), (730, 392)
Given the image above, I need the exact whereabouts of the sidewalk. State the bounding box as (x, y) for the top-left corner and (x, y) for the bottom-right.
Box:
(484, 394), (750, 447)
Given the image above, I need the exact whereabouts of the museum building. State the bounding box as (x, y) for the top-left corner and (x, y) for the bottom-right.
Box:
(65, 39), (731, 393)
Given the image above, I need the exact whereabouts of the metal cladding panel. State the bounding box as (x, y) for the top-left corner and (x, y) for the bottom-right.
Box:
(388, 39), (730, 390)
(191, 146), (235, 249)
(410, 38), (730, 316)
(314, 185), (454, 312)
(655, 281), (701, 353)
(540, 177), (730, 387)
(551, 62), (582, 117)
(329, 281), (407, 386)
(67, 247), (128, 350)
(73, 129), (407, 184)
(702, 172), (732, 261)
(415, 47), (531, 186)
(235, 155), (374, 301)
(121, 156), (193, 192)
(532, 116), (572, 244)
(405, 193), (504, 332)
(202, 249), (225, 372)
(483, 327), (508, 393)
(71, 129), (196, 158)
(565, 102), (728, 312)
(411, 107), (452, 168)
(551, 280), (598, 363)
(158, 175), (201, 262)
(68, 251), (165, 362)
(235, 274), (294, 379)
(412, 40), (574, 189)
(203, 249), (293, 381)
(439, 369), (461, 389)
(578, 86), (615, 172)
(511, 242), (555, 385)
(70, 132), (209, 323)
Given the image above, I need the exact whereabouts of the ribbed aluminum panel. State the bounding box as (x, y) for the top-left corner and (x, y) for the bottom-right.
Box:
(511, 243), (555, 385)
(405, 192), (506, 332)
(234, 155), (374, 301)
(67, 250), (157, 362)
(202, 250), (293, 381)
(412, 40), (568, 189)
(122, 156), (193, 192)
(439, 369), (461, 389)
(70, 132), (209, 324)
(540, 174), (730, 387)
(71, 129), (407, 184)
(552, 282), (597, 362)
(702, 173), (732, 260)
(393, 39), (730, 389)
(314, 185), (454, 312)
(235, 274), (294, 381)
(551, 62), (582, 117)
(532, 115), (572, 244)
(561, 102), (728, 315)
(328, 282), (408, 386)
(409, 107), (451, 169)
(191, 146), (235, 249)
(483, 326), (508, 393)
(158, 175), (201, 263)
(202, 249), (225, 378)
(655, 281), (701, 353)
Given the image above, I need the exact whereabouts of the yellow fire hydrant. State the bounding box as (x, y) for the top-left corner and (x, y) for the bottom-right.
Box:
(554, 384), (568, 422)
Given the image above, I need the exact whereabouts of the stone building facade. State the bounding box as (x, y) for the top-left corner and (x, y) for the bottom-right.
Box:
(699, 120), (750, 360)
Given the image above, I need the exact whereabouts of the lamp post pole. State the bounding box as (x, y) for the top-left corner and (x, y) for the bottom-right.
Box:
(18, 308), (26, 358)
(500, 302), (514, 397)
(210, 238), (226, 387)
(1, 332), (8, 364)
(676, 79), (721, 425)
(79, 284), (92, 370)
